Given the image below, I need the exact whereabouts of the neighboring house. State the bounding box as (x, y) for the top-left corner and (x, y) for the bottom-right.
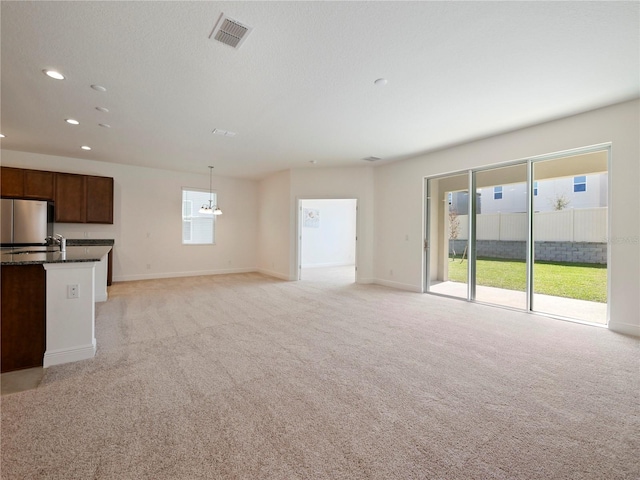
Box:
(450, 173), (608, 215)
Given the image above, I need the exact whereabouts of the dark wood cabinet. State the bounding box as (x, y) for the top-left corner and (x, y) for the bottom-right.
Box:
(1, 265), (46, 373)
(2, 167), (113, 224)
(24, 169), (55, 200)
(1, 167), (54, 200)
(1, 167), (25, 197)
(55, 173), (87, 223)
(86, 175), (114, 224)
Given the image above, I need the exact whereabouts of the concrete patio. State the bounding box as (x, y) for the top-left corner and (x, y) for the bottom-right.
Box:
(428, 281), (607, 325)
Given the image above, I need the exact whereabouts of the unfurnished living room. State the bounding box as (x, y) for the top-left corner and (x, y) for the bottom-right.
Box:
(1, 2), (638, 479)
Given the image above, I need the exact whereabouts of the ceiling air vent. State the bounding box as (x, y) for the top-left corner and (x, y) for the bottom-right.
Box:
(363, 156), (382, 162)
(209, 14), (252, 49)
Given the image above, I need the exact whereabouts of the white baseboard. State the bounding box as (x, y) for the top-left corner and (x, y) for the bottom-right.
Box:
(608, 322), (640, 338)
(256, 268), (294, 281)
(44, 341), (96, 368)
(373, 278), (422, 293)
(96, 292), (108, 302)
(113, 267), (256, 282)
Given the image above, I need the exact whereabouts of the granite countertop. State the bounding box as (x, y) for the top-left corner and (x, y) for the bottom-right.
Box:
(0, 245), (112, 266)
(66, 239), (115, 246)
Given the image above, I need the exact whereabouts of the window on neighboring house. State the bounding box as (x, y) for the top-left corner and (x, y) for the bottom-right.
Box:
(533, 181), (538, 196)
(493, 186), (503, 200)
(573, 176), (587, 192)
(182, 188), (217, 244)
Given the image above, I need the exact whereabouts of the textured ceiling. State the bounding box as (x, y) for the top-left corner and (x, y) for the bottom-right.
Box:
(1, 1), (638, 179)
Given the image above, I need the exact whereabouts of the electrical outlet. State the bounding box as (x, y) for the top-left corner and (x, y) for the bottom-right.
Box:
(67, 284), (79, 299)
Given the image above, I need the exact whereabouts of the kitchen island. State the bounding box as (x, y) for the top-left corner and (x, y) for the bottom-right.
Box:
(1, 245), (112, 372)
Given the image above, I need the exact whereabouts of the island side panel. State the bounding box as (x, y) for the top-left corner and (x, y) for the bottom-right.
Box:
(43, 262), (96, 367)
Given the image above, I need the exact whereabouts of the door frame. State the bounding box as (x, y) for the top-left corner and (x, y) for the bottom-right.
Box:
(296, 197), (359, 282)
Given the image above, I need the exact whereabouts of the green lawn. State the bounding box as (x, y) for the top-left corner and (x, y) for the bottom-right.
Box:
(447, 257), (607, 303)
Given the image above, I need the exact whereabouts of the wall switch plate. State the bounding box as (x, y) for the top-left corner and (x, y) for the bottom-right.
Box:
(67, 284), (79, 299)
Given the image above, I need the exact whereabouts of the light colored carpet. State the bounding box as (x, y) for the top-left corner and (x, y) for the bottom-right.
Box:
(1, 272), (638, 479)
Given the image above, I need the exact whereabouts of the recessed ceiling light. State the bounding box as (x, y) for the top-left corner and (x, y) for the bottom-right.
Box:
(98, 123), (111, 128)
(374, 78), (388, 86)
(95, 106), (109, 113)
(91, 84), (107, 92)
(81, 145), (92, 151)
(65, 118), (80, 125)
(43, 70), (65, 80)
(0, 134), (5, 138)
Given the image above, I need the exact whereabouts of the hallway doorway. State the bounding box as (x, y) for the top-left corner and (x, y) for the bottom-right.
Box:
(298, 199), (357, 283)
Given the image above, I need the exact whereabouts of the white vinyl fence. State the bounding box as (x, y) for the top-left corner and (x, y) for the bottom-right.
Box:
(453, 207), (607, 243)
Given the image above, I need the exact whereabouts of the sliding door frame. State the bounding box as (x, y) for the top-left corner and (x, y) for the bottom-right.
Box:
(423, 142), (611, 326)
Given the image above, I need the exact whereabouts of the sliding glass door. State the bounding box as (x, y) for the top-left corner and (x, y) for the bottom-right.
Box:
(425, 146), (609, 326)
(474, 164), (528, 309)
(425, 173), (469, 299)
(531, 151), (608, 324)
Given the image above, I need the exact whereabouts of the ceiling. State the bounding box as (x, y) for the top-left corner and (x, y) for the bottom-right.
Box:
(1, 1), (638, 180)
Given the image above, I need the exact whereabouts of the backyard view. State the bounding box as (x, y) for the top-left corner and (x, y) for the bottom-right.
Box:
(447, 257), (607, 303)
(429, 151), (608, 324)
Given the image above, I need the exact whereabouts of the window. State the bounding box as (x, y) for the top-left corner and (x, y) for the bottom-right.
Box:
(182, 189), (216, 244)
(493, 186), (503, 200)
(573, 176), (587, 192)
(533, 181), (538, 196)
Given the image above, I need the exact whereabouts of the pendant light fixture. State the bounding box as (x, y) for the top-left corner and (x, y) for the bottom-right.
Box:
(199, 166), (222, 215)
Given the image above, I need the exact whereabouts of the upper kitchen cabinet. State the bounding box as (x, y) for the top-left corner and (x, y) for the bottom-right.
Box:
(86, 175), (114, 224)
(24, 170), (54, 200)
(1, 167), (54, 200)
(55, 173), (86, 223)
(1, 167), (25, 197)
(2, 167), (114, 224)
(55, 172), (114, 224)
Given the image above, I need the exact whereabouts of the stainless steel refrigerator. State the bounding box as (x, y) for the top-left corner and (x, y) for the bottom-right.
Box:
(1, 199), (54, 246)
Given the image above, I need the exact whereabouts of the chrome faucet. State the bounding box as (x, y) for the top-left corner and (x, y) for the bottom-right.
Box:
(49, 234), (66, 252)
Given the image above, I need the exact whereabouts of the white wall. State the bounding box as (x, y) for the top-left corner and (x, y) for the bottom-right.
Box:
(374, 100), (640, 336)
(0, 150), (259, 281)
(257, 170), (292, 280)
(301, 199), (356, 267)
